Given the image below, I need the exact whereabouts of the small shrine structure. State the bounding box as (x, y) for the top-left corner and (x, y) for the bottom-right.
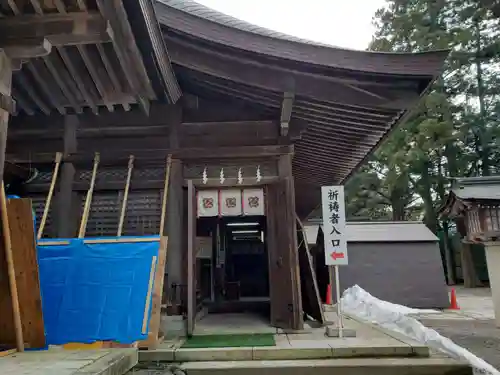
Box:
(440, 176), (500, 325)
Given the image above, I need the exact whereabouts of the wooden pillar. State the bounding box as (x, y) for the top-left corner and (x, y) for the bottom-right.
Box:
(461, 242), (482, 288)
(165, 105), (184, 313)
(54, 115), (79, 238)
(165, 159), (184, 310)
(277, 153), (303, 330)
(0, 52), (12, 184)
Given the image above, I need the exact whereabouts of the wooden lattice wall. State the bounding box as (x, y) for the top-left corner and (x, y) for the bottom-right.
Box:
(26, 166), (166, 238)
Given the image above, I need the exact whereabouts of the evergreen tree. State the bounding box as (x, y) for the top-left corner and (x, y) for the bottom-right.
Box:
(347, 0), (500, 283)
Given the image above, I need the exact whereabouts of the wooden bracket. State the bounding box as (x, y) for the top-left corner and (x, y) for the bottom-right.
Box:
(0, 92), (15, 114)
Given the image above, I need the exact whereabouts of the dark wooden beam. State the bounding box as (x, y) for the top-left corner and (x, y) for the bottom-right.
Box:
(186, 176), (278, 187)
(1, 38), (52, 59)
(7, 144), (293, 165)
(54, 115), (79, 237)
(0, 12), (110, 50)
(280, 91), (294, 137)
(27, 178), (166, 193)
(9, 119), (278, 140)
(175, 145), (293, 160)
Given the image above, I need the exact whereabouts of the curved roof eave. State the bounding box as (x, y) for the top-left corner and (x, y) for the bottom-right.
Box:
(155, 0), (450, 77)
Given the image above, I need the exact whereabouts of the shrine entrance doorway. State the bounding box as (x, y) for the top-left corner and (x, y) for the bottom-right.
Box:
(187, 183), (272, 335)
(197, 216), (270, 309)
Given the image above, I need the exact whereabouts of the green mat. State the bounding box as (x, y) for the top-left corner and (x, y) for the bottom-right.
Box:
(181, 333), (276, 348)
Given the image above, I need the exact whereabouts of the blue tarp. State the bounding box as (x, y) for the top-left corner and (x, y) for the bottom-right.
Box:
(37, 236), (160, 345)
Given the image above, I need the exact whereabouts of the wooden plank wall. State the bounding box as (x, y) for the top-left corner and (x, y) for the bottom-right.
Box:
(7, 198), (45, 349)
(0, 198), (45, 348)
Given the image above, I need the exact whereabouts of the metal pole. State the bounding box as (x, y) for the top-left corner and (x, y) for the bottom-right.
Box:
(335, 264), (343, 338)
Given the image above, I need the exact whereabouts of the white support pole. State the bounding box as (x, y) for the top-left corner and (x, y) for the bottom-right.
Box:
(335, 265), (343, 338)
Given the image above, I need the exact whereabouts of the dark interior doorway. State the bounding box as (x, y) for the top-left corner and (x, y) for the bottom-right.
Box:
(195, 216), (270, 317)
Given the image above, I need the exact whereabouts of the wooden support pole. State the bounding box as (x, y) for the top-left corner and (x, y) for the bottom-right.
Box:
(159, 155), (172, 236)
(187, 179), (194, 336)
(142, 255), (157, 334)
(117, 155), (134, 237)
(0, 181), (24, 352)
(37, 152), (62, 240)
(0, 52), (12, 190)
(78, 152), (99, 238)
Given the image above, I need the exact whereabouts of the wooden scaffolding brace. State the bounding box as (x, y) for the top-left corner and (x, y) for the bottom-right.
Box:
(37, 152), (172, 349)
(0, 181), (24, 353)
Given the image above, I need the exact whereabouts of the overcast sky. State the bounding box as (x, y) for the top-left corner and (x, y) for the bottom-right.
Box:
(195, 0), (387, 50)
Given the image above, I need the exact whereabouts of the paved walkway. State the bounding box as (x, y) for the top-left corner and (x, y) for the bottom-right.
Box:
(136, 311), (472, 374)
(0, 348), (137, 375)
(140, 312), (430, 363)
(416, 286), (500, 370)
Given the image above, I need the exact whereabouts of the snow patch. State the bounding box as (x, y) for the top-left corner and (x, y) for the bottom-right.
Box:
(341, 285), (499, 375)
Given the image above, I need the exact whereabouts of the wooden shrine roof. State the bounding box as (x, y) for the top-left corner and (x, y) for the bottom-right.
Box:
(3, 0), (181, 116)
(154, 0), (449, 216)
(439, 176), (500, 218)
(5, 0), (449, 218)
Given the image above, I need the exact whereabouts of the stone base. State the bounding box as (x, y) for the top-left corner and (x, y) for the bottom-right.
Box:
(180, 357), (472, 375)
(161, 314), (186, 339)
(325, 326), (357, 338)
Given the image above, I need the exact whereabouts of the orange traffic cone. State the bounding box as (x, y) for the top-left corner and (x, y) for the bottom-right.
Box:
(449, 288), (460, 310)
(326, 284), (332, 305)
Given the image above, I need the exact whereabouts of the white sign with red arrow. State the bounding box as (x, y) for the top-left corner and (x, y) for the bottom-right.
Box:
(321, 185), (348, 266)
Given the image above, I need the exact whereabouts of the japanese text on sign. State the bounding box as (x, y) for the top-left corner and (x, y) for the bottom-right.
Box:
(321, 186), (348, 266)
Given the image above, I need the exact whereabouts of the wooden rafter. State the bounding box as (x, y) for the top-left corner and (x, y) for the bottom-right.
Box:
(57, 46), (97, 114)
(95, 0), (153, 115)
(41, 54), (82, 113)
(95, 44), (130, 111)
(11, 86), (34, 115)
(13, 72), (50, 114)
(77, 45), (113, 112)
(0, 12), (110, 55)
(25, 61), (66, 115)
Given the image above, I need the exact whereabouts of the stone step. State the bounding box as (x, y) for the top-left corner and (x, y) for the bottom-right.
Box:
(178, 357), (472, 375)
(140, 337), (429, 362)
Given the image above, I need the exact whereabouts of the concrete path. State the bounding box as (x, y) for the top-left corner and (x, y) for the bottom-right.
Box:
(0, 348), (137, 375)
(135, 310), (473, 374)
(140, 313), (430, 363)
(415, 286), (500, 370)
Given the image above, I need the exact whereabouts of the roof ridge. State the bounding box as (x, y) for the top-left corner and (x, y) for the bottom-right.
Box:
(156, 0), (450, 57)
(156, 0), (335, 47)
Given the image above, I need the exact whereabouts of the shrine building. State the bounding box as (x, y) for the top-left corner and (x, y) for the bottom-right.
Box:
(2, 0), (448, 335)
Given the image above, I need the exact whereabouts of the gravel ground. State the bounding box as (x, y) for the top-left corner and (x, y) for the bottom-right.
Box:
(419, 318), (500, 370)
